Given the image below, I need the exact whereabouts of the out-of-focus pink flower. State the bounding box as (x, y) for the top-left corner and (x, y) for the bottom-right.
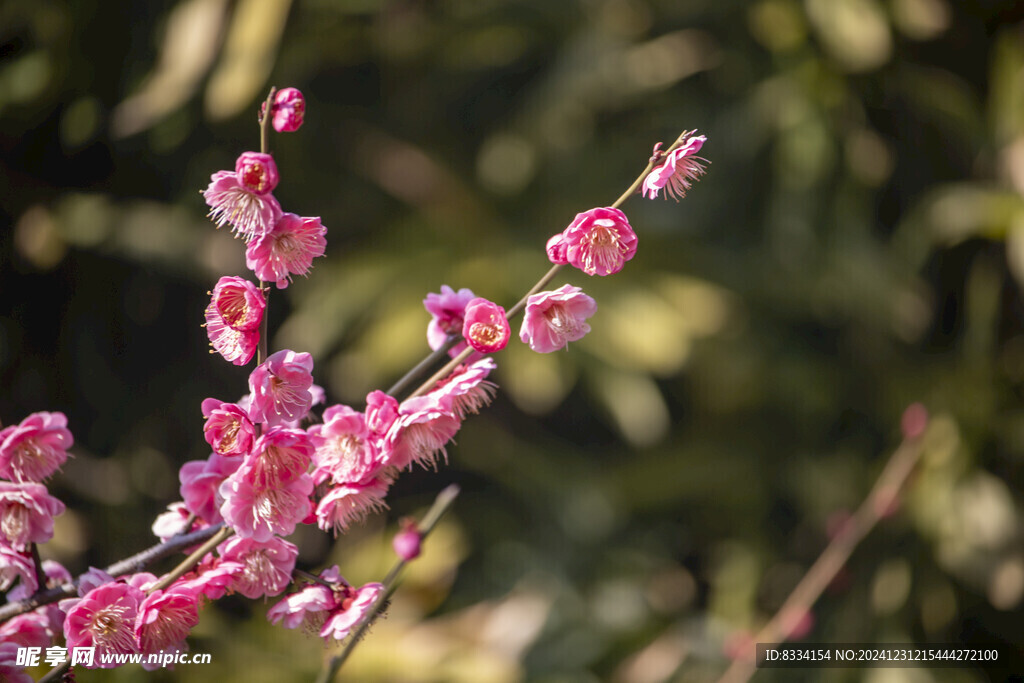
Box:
(76, 567), (115, 596)
(424, 285), (477, 358)
(7, 559), (70, 603)
(204, 277), (265, 366)
(177, 558), (245, 602)
(135, 586), (201, 661)
(462, 298), (511, 354)
(201, 398), (256, 457)
(63, 582), (144, 667)
(0, 482), (65, 549)
(267, 566), (342, 632)
(641, 134), (707, 201)
(384, 394), (460, 471)
(235, 152), (279, 195)
(218, 536), (298, 599)
(0, 546), (36, 593)
(152, 502), (202, 541)
(559, 207), (637, 276)
(180, 452), (242, 525)
(320, 581), (384, 641)
(0, 642), (33, 683)
(520, 284), (597, 353)
(315, 477), (391, 535)
(393, 522), (421, 561)
(246, 213), (326, 289)
(270, 87), (305, 133)
(219, 461), (313, 541)
(0, 610), (52, 649)
(248, 350), (315, 426)
(0, 412), (73, 483)
(310, 405), (385, 486)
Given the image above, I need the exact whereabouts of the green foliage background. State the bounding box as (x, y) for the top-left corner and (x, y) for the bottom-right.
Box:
(2, 0), (1024, 680)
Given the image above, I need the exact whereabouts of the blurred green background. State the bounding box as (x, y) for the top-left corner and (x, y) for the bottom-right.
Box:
(2, 0), (1024, 681)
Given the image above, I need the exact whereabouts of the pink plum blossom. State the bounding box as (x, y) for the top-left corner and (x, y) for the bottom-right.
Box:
(393, 522), (421, 561)
(269, 87), (306, 132)
(462, 298), (511, 354)
(76, 566), (115, 596)
(0, 545), (36, 593)
(309, 405), (384, 486)
(641, 134), (707, 201)
(424, 357), (497, 419)
(520, 284), (597, 353)
(7, 559), (71, 602)
(203, 153), (283, 242)
(218, 536), (298, 599)
(246, 213), (326, 288)
(180, 452), (242, 524)
(201, 398), (256, 457)
(0, 411), (73, 482)
(558, 207), (638, 276)
(315, 477), (391, 535)
(177, 557), (245, 602)
(243, 426), (315, 487)
(0, 642), (32, 683)
(546, 233), (569, 265)
(135, 585), (201, 661)
(248, 349), (315, 426)
(0, 482), (65, 549)
(219, 461), (314, 541)
(424, 285), (477, 358)
(320, 581), (384, 642)
(266, 565), (343, 632)
(365, 390), (399, 438)
(152, 502), (203, 541)
(63, 582), (145, 667)
(383, 394), (460, 471)
(0, 610), (52, 648)
(204, 276), (265, 366)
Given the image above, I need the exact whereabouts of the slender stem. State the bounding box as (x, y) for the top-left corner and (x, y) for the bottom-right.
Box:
(715, 431), (926, 683)
(29, 543), (46, 597)
(39, 660), (69, 682)
(387, 335), (460, 397)
(316, 484), (461, 683)
(147, 526), (234, 594)
(260, 87), (276, 156)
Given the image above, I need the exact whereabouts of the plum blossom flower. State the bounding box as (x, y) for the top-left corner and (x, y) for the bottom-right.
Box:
(201, 398), (256, 457)
(364, 390), (399, 438)
(63, 582), (144, 667)
(425, 358), (497, 419)
(267, 565), (342, 632)
(203, 152), (282, 242)
(218, 536), (298, 599)
(269, 87), (305, 133)
(180, 452), (242, 524)
(555, 207), (638, 276)
(0, 482), (65, 549)
(219, 461), (314, 541)
(383, 394), (460, 471)
(176, 557), (245, 602)
(520, 284), (597, 353)
(0, 610), (52, 648)
(462, 298), (511, 353)
(248, 350), (315, 426)
(309, 405), (385, 486)
(320, 581), (384, 641)
(641, 133), (707, 201)
(246, 213), (327, 289)
(244, 426), (315, 487)
(135, 585), (201, 662)
(0, 642), (32, 683)
(0, 545), (36, 593)
(152, 502), (202, 541)
(0, 411), (73, 482)
(315, 477), (391, 535)
(424, 285), (477, 358)
(204, 277), (266, 366)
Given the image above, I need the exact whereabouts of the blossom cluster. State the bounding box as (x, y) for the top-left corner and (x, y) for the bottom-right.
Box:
(0, 82), (707, 677)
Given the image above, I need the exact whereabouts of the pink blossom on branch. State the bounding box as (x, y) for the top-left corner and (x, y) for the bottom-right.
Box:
(135, 585), (201, 664)
(0, 481), (65, 549)
(219, 461), (313, 541)
(217, 535), (298, 599)
(267, 565), (343, 632)
(0, 411), (73, 483)
(269, 87), (306, 133)
(424, 285), (477, 358)
(309, 405), (385, 487)
(201, 398), (256, 457)
(315, 476), (391, 536)
(0, 545), (36, 594)
(204, 277), (265, 366)
(641, 133), (707, 201)
(203, 152), (282, 242)
(520, 284), (597, 353)
(246, 213), (327, 289)
(248, 349), (315, 426)
(63, 582), (145, 667)
(462, 298), (511, 354)
(553, 207), (638, 277)
(320, 581), (384, 642)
